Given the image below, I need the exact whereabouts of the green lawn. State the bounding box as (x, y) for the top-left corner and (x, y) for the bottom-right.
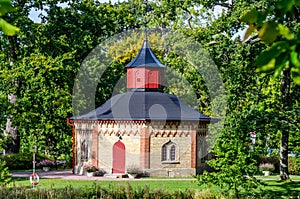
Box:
(256, 174), (300, 181)
(9, 175), (300, 198)
(10, 178), (199, 192)
(261, 180), (300, 198)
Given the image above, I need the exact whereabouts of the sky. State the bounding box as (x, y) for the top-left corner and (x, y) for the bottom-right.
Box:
(29, 0), (121, 23)
(28, 1), (245, 39)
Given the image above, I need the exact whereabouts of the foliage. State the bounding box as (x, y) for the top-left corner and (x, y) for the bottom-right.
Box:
(37, 159), (55, 168)
(0, 160), (11, 185)
(0, 0), (142, 159)
(242, 0), (300, 84)
(83, 164), (98, 172)
(196, 124), (262, 198)
(8, 177), (300, 198)
(0, 0), (19, 35)
(288, 157), (300, 175)
(0, 153), (49, 170)
(94, 169), (106, 176)
(241, 0), (300, 180)
(0, 183), (194, 199)
(259, 163), (275, 172)
(127, 164), (141, 174)
(259, 154), (280, 173)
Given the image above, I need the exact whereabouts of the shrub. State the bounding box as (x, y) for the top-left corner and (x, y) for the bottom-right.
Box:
(259, 163), (275, 172)
(259, 155), (280, 173)
(127, 164), (144, 178)
(288, 157), (300, 175)
(0, 153), (33, 170)
(0, 160), (11, 185)
(127, 164), (141, 174)
(37, 159), (55, 167)
(83, 163), (98, 172)
(0, 184), (196, 198)
(0, 153), (52, 170)
(95, 169), (106, 176)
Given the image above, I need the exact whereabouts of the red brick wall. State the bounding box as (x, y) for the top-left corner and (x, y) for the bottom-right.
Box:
(191, 130), (197, 168)
(91, 127), (98, 166)
(140, 127), (150, 169)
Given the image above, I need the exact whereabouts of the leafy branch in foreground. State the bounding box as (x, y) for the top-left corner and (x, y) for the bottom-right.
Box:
(0, 0), (19, 36)
(241, 0), (300, 85)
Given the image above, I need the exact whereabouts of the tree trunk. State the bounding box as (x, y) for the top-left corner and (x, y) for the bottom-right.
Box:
(4, 94), (20, 154)
(4, 117), (20, 154)
(4, 36), (20, 154)
(279, 67), (291, 180)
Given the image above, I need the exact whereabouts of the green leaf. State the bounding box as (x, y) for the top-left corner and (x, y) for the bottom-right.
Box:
(277, 24), (294, 40)
(290, 51), (300, 67)
(275, 51), (289, 68)
(241, 10), (259, 24)
(291, 67), (300, 85)
(256, 58), (276, 73)
(0, 18), (19, 36)
(243, 25), (257, 41)
(293, 76), (300, 84)
(274, 61), (287, 77)
(276, 0), (295, 12)
(0, 0), (15, 16)
(256, 41), (289, 66)
(258, 22), (279, 43)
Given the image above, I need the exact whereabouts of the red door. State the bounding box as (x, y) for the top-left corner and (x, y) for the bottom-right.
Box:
(112, 140), (125, 173)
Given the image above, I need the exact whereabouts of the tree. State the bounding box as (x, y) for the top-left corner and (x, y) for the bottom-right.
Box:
(242, 0), (300, 180)
(0, 0), (143, 159)
(0, 0), (21, 154)
(145, 0), (291, 195)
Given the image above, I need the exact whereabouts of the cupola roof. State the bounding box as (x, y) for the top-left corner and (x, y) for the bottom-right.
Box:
(125, 39), (166, 68)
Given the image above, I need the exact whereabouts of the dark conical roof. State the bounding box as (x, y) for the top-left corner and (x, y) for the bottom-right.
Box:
(125, 39), (166, 68)
(71, 92), (211, 122)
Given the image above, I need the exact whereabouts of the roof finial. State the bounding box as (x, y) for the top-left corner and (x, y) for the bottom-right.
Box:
(144, 0), (149, 41)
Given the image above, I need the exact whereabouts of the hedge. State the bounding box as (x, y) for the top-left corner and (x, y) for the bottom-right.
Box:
(288, 157), (300, 175)
(0, 153), (50, 170)
(0, 184), (195, 199)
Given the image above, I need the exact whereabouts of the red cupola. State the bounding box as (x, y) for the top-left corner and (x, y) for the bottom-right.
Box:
(126, 38), (166, 92)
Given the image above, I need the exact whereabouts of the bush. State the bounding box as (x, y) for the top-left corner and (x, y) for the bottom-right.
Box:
(0, 184), (195, 199)
(288, 157), (300, 175)
(259, 163), (275, 172)
(0, 153), (51, 170)
(259, 155), (280, 173)
(0, 160), (11, 185)
(37, 159), (55, 168)
(83, 163), (98, 172)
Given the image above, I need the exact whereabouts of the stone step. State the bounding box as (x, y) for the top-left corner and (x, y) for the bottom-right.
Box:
(104, 173), (129, 178)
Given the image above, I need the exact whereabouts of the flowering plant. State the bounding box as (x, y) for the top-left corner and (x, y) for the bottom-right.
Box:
(259, 163), (275, 171)
(37, 159), (55, 167)
(83, 164), (98, 172)
(127, 165), (141, 174)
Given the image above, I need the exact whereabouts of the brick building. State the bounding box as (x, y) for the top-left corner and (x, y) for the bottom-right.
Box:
(68, 39), (212, 176)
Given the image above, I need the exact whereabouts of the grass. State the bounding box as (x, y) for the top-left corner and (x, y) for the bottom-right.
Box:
(261, 180), (300, 198)
(10, 178), (199, 192)
(256, 174), (300, 181)
(9, 175), (300, 198)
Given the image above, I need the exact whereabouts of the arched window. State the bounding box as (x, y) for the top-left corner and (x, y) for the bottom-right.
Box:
(161, 141), (176, 162)
(81, 140), (88, 162)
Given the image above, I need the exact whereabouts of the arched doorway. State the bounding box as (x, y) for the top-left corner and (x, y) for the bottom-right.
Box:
(112, 140), (125, 173)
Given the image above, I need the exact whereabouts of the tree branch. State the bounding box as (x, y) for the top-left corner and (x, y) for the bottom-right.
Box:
(213, 2), (233, 9)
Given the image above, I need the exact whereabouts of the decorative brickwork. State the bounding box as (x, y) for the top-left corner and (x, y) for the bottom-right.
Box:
(73, 120), (209, 176)
(140, 126), (150, 169)
(191, 130), (197, 168)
